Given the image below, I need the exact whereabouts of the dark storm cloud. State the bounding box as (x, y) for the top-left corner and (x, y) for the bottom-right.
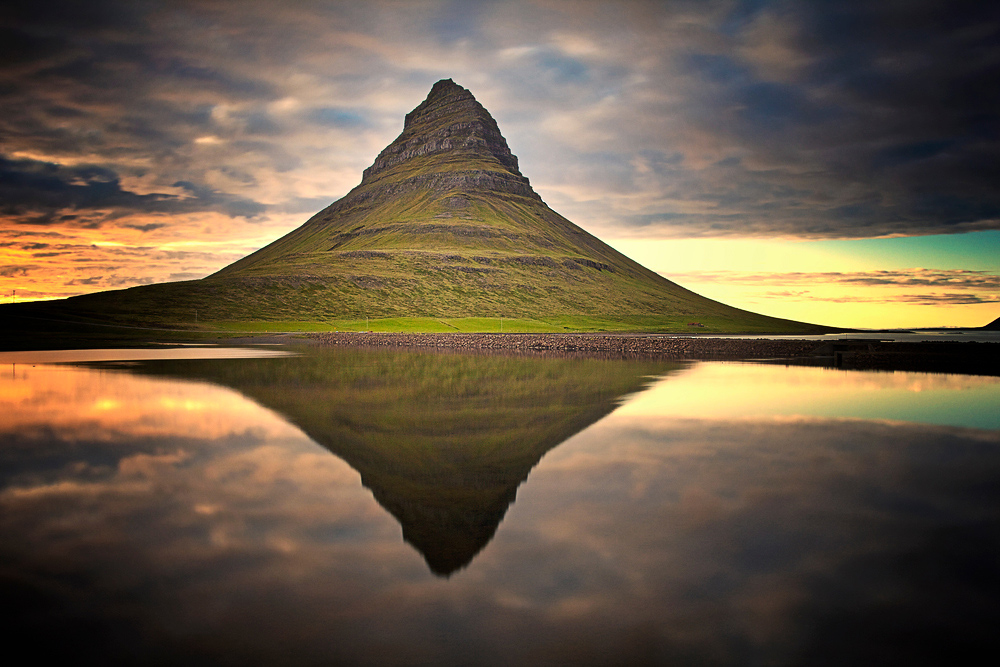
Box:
(504, 0), (1000, 239)
(0, 156), (265, 221)
(669, 0), (1000, 236)
(0, 157), (171, 214)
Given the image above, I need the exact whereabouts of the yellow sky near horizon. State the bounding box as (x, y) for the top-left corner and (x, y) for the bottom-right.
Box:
(609, 237), (1000, 329)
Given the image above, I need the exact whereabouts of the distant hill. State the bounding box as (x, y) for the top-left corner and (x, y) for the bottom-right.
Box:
(4, 79), (828, 334)
(985, 316), (1000, 330)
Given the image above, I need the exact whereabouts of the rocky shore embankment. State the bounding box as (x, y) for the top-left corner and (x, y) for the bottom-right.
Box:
(310, 332), (1000, 375)
(312, 332), (814, 358)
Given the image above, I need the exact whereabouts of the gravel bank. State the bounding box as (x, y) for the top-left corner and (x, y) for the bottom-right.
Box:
(312, 332), (815, 358)
(310, 332), (1000, 375)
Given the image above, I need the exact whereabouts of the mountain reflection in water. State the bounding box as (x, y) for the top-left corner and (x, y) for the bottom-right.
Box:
(1, 348), (999, 665)
(133, 347), (679, 575)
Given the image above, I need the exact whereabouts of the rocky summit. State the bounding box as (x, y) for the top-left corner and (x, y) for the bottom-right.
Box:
(361, 78), (534, 197)
(6, 79), (824, 333)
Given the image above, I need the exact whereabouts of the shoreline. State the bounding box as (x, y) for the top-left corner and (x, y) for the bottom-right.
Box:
(309, 332), (1000, 376)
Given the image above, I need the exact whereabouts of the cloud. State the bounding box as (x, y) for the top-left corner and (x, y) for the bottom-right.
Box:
(0, 265), (32, 277)
(0, 156), (266, 222)
(671, 269), (1000, 290)
(168, 272), (204, 281)
(1, 0), (999, 302)
(125, 223), (167, 232)
(66, 274), (155, 287)
(878, 293), (999, 305)
(4, 354), (999, 662)
(500, 1), (1000, 239)
(758, 291), (999, 306)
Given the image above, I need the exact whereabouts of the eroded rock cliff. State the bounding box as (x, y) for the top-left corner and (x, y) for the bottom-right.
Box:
(356, 78), (540, 201)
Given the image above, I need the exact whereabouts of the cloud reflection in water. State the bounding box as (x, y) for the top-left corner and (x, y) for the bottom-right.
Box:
(1, 354), (998, 664)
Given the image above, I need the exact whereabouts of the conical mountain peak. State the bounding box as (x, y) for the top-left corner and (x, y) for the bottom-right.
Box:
(10, 79), (821, 334)
(184, 78), (816, 334)
(408, 78), (474, 120)
(361, 78), (525, 185)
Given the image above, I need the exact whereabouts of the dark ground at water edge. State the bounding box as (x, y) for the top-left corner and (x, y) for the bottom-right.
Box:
(1, 328), (997, 376)
(309, 332), (1000, 376)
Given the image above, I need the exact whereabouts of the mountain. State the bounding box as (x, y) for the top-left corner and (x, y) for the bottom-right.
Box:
(134, 347), (682, 576)
(4, 79), (827, 334)
(985, 316), (1000, 330)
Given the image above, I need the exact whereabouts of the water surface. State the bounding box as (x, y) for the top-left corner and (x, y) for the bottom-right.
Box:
(1, 347), (998, 665)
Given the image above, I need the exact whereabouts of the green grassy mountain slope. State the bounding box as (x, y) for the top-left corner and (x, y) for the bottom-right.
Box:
(4, 79), (829, 334)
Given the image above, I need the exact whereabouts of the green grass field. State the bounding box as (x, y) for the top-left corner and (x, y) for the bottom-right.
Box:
(201, 314), (810, 334)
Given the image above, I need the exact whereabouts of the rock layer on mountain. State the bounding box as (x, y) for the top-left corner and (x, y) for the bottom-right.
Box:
(363, 79), (530, 186)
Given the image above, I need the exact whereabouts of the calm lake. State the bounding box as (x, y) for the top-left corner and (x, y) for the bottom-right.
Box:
(2, 346), (999, 665)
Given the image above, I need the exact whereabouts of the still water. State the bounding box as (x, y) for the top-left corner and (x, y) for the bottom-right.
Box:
(1, 346), (999, 665)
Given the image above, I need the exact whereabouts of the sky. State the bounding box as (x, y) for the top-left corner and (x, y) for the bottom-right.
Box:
(1, 0), (998, 329)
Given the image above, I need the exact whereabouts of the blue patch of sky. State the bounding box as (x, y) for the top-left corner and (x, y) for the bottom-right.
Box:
(308, 107), (367, 128)
(534, 49), (590, 84)
(815, 230), (1000, 272)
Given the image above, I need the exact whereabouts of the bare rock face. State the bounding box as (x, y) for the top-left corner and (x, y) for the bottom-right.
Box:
(357, 79), (540, 201)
